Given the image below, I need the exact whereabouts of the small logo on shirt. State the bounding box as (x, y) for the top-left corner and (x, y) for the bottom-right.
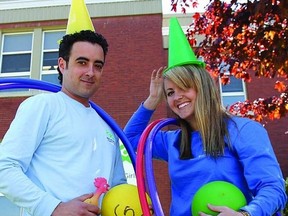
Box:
(106, 130), (116, 144)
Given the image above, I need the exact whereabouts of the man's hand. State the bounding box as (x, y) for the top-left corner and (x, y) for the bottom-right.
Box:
(52, 194), (101, 216)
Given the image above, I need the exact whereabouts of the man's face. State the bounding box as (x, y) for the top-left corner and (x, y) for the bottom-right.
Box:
(58, 41), (105, 106)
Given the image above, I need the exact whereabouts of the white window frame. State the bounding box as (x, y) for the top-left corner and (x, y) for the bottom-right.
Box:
(41, 30), (65, 85)
(0, 32), (33, 78)
(219, 73), (247, 109)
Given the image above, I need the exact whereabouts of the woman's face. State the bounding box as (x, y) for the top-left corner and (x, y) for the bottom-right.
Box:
(164, 79), (197, 123)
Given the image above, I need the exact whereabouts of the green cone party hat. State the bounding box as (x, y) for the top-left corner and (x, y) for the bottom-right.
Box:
(66, 0), (95, 35)
(165, 17), (205, 72)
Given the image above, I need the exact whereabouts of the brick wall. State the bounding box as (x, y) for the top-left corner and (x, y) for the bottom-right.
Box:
(0, 97), (25, 137)
(246, 76), (288, 177)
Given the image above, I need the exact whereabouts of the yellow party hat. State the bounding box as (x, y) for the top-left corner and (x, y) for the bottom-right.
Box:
(165, 17), (205, 72)
(66, 0), (95, 35)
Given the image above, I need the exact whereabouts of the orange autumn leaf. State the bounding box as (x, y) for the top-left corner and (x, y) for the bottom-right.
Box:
(274, 81), (287, 92)
(273, 110), (281, 119)
(220, 76), (230, 85)
(193, 12), (201, 20)
(255, 114), (263, 122)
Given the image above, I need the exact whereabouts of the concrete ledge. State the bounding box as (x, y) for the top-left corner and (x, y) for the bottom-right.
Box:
(0, 0), (162, 24)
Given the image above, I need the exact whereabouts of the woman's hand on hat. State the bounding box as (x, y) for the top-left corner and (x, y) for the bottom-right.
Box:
(143, 67), (165, 110)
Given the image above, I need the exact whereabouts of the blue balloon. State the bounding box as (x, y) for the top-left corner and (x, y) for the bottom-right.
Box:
(0, 78), (136, 170)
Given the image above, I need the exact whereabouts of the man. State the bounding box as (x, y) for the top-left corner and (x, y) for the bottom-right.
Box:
(0, 30), (126, 216)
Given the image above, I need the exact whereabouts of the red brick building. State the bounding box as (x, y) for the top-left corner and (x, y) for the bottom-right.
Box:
(0, 0), (287, 215)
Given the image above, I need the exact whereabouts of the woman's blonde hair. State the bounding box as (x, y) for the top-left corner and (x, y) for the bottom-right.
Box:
(163, 65), (232, 159)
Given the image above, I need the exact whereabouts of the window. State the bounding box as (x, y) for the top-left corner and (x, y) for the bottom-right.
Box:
(218, 62), (247, 109)
(0, 30), (64, 96)
(220, 76), (247, 109)
(41, 30), (65, 85)
(0, 33), (33, 78)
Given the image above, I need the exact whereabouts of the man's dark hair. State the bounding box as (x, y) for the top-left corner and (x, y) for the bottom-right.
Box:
(57, 30), (109, 84)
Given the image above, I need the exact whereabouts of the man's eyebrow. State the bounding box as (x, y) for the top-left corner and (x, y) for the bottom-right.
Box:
(76, 57), (104, 65)
(76, 56), (89, 61)
(95, 60), (104, 65)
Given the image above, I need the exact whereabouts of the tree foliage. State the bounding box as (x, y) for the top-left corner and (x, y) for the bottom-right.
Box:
(171, 0), (288, 123)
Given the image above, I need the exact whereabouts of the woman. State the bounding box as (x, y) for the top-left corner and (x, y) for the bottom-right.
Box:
(124, 65), (286, 216)
(124, 17), (287, 216)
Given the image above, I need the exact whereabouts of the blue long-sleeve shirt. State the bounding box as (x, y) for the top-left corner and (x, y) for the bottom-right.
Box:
(124, 104), (287, 216)
(0, 92), (126, 216)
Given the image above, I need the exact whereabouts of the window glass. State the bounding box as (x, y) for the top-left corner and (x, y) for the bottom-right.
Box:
(222, 95), (245, 108)
(3, 34), (32, 52)
(2, 54), (31, 73)
(44, 31), (64, 50)
(42, 74), (60, 85)
(1, 33), (33, 75)
(222, 76), (244, 92)
(42, 52), (58, 71)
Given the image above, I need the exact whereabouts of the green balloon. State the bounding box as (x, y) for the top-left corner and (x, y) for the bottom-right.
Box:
(191, 181), (247, 216)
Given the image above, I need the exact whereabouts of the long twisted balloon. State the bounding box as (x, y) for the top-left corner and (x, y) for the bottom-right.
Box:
(0, 78), (136, 170)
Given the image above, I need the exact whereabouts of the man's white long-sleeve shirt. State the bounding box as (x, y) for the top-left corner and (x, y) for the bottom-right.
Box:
(0, 91), (126, 216)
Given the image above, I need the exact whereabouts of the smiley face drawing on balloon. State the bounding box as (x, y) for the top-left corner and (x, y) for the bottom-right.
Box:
(112, 203), (154, 216)
(101, 184), (153, 216)
(114, 204), (138, 216)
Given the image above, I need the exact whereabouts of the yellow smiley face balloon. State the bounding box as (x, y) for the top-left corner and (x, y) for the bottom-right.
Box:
(101, 184), (152, 216)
